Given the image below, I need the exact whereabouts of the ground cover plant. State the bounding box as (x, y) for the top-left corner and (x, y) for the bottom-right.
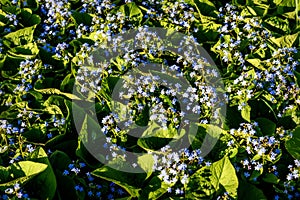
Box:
(0, 0), (300, 199)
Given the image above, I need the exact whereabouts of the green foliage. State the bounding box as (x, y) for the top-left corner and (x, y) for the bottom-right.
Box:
(0, 161), (47, 189)
(285, 126), (300, 160)
(238, 179), (267, 200)
(241, 104), (251, 122)
(255, 117), (276, 136)
(186, 156), (238, 199)
(210, 156), (239, 198)
(92, 165), (146, 197)
(27, 147), (57, 200)
(0, 0), (299, 199)
(3, 25), (36, 47)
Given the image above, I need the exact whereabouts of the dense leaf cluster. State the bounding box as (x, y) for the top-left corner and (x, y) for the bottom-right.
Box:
(0, 0), (299, 199)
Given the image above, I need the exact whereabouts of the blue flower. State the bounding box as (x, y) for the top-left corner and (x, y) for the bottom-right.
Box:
(68, 164), (75, 169)
(62, 170), (69, 176)
(47, 133), (53, 139)
(79, 162), (86, 168)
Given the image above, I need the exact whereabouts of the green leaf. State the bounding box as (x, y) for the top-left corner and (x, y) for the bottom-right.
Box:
(285, 126), (300, 160)
(49, 151), (72, 171)
(111, 100), (130, 121)
(0, 9), (8, 24)
(247, 59), (266, 70)
(195, 21), (221, 42)
(294, 70), (300, 86)
(2, 54), (24, 77)
(245, 1), (269, 16)
(189, 124), (223, 156)
(250, 169), (263, 181)
(137, 154), (154, 179)
(20, 8), (41, 26)
(0, 103), (23, 119)
(190, 0), (217, 17)
(255, 117), (276, 136)
(76, 141), (102, 169)
(223, 106), (245, 129)
(112, 2), (143, 24)
(26, 0), (39, 10)
(78, 114), (104, 143)
(137, 136), (172, 151)
(139, 176), (175, 200)
(71, 11), (93, 26)
(49, 151), (80, 200)
(76, 113), (107, 166)
(252, 154), (262, 161)
(60, 73), (75, 93)
(241, 6), (257, 16)
(238, 179), (267, 200)
(241, 104), (251, 122)
(0, 54), (6, 70)
(141, 122), (179, 139)
(137, 122), (183, 151)
(22, 126), (45, 142)
(0, 166), (10, 183)
(39, 48), (65, 72)
(43, 104), (64, 115)
(44, 95), (66, 108)
(34, 80), (81, 100)
(210, 156), (239, 198)
(186, 166), (215, 198)
(3, 25), (36, 47)
(257, 97), (277, 120)
(269, 32), (299, 48)
(27, 147), (57, 200)
(14, 161), (47, 177)
(126, 2), (143, 19)
(0, 161), (47, 189)
(262, 173), (279, 184)
(135, 104), (150, 126)
(263, 16), (290, 34)
(1, 5), (20, 15)
(275, 0), (296, 15)
(92, 165), (146, 197)
(8, 43), (39, 58)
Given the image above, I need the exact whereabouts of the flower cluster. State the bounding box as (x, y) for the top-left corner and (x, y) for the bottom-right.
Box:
(217, 4), (271, 67)
(14, 59), (44, 97)
(62, 161), (127, 199)
(2, 183), (30, 200)
(280, 160), (300, 199)
(226, 122), (283, 171)
(1, 0), (299, 199)
(5, 13), (18, 26)
(152, 145), (206, 196)
(80, 0), (115, 15)
(40, 0), (71, 40)
(74, 27), (224, 153)
(0, 116), (37, 165)
(216, 3), (300, 117)
(142, 0), (196, 33)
